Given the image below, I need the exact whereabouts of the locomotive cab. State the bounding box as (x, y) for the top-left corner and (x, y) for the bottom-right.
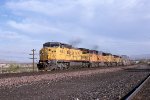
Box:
(40, 42), (60, 61)
(38, 42), (60, 70)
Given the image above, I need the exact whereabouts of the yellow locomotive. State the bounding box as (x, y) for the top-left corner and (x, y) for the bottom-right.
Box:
(37, 42), (130, 70)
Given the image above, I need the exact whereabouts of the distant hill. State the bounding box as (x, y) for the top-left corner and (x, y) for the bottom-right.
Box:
(0, 59), (18, 64)
(0, 59), (7, 63)
(0, 59), (33, 64)
(130, 54), (150, 60)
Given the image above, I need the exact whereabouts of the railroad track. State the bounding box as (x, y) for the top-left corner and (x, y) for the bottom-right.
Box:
(0, 65), (131, 79)
(122, 73), (150, 100)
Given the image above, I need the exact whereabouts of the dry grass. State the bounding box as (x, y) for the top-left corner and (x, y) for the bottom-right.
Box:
(0, 64), (38, 73)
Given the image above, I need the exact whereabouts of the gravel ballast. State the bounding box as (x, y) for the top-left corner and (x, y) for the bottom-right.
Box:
(0, 65), (137, 87)
(0, 65), (149, 100)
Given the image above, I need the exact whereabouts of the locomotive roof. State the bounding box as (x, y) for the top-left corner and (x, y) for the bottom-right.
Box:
(113, 55), (118, 57)
(121, 55), (129, 58)
(102, 53), (112, 56)
(43, 42), (72, 48)
(78, 48), (89, 51)
(113, 55), (122, 58)
(89, 50), (98, 52)
(89, 50), (98, 54)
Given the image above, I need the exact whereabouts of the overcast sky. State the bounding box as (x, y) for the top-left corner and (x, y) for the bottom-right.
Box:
(0, 0), (150, 62)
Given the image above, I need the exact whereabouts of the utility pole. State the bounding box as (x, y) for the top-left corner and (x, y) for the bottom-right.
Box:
(30, 49), (37, 72)
(1, 66), (3, 74)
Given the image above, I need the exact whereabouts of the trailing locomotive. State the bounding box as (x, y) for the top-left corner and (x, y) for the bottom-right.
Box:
(37, 42), (130, 70)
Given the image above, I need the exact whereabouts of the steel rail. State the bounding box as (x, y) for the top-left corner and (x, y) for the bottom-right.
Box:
(122, 74), (150, 100)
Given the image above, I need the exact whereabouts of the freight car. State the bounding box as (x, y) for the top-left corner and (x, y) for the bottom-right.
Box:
(37, 42), (130, 70)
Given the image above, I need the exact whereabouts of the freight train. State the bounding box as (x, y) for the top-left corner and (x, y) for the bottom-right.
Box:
(37, 42), (131, 70)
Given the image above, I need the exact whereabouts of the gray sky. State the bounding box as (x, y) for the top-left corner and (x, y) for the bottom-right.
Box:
(0, 0), (150, 62)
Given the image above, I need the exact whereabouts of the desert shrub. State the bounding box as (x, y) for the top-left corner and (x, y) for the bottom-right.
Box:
(8, 64), (20, 72)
